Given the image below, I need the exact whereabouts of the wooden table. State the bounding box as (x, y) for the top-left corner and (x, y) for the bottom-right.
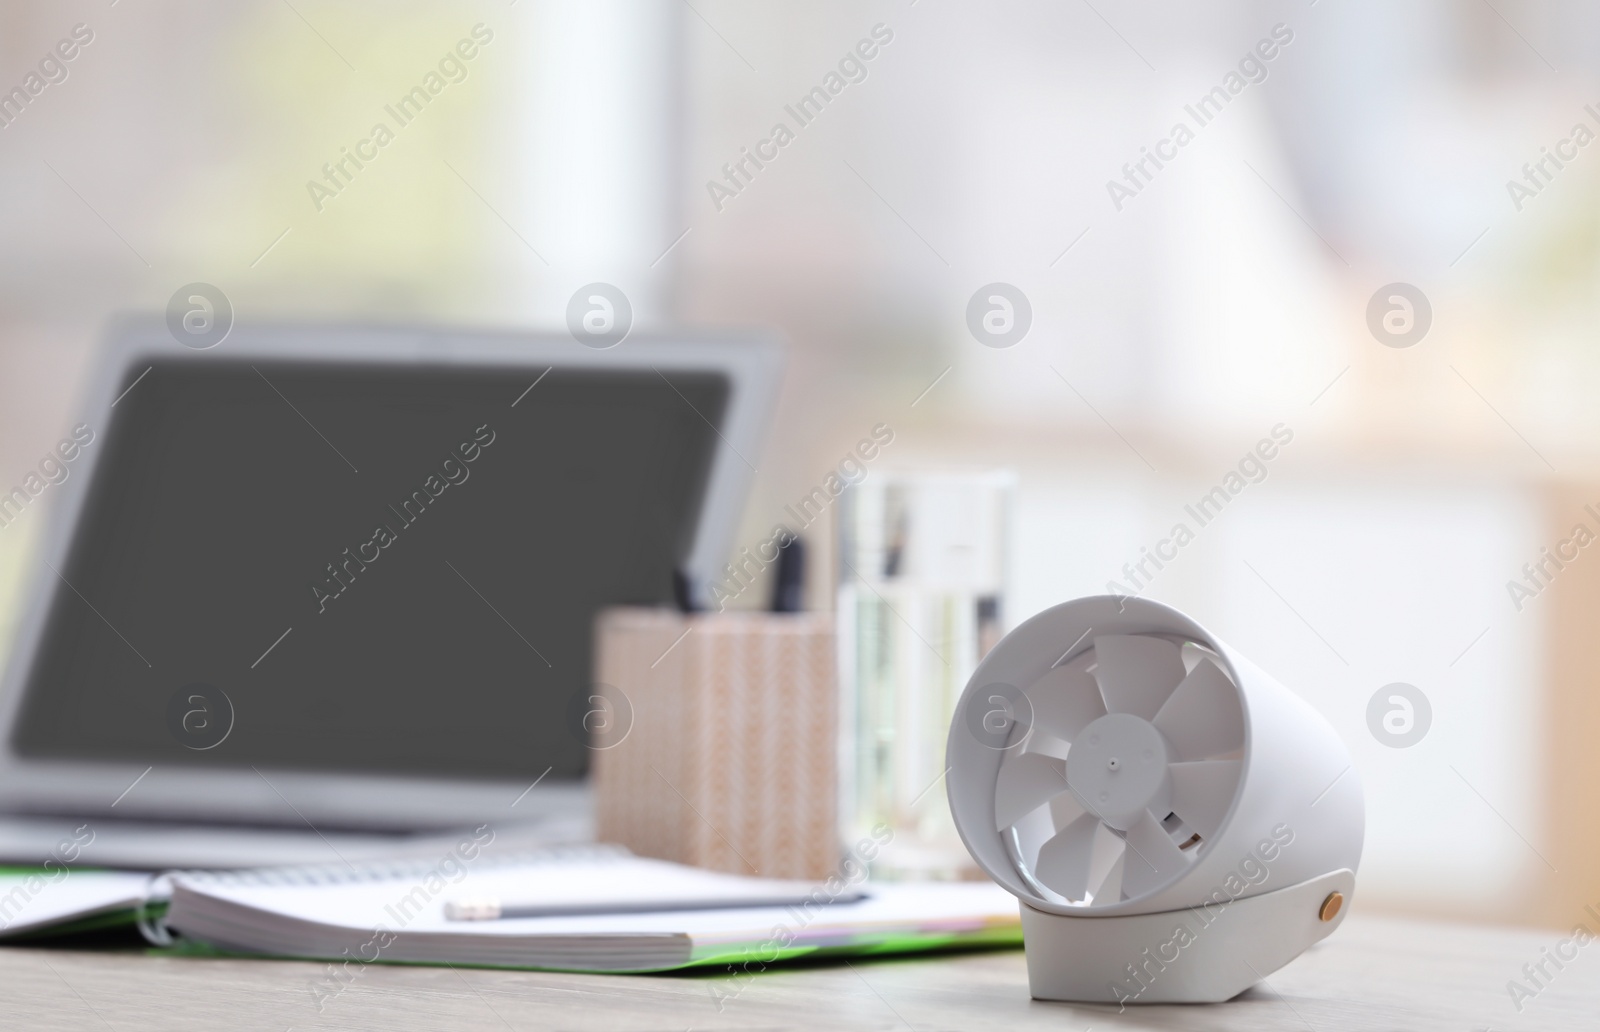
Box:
(3, 914), (1592, 1030)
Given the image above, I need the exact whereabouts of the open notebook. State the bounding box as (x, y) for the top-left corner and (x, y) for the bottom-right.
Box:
(2, 848), (1021, 972)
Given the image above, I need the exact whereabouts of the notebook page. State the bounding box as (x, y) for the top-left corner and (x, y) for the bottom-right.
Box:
(0, 870), (152, 937)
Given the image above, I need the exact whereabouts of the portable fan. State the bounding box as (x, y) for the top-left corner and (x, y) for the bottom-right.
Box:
(947, 595), (1363, 1004)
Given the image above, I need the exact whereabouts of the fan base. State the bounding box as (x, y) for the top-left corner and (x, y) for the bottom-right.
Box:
(1020, 868), (1355, 1005)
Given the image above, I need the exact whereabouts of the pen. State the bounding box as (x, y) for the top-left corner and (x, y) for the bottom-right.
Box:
(770, 536), (805, 612)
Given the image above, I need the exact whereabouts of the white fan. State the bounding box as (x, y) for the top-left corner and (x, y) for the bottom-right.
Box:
(947, 596), (1363, 1004)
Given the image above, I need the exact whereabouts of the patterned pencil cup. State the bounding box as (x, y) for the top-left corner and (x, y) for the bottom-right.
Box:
(591, 607), (838, 880)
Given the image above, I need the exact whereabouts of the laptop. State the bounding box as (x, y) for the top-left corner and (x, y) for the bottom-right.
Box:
(0, 319), (781, 867)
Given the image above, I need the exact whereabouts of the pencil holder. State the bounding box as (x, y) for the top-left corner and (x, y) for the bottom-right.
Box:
(591, 608), (838, 880)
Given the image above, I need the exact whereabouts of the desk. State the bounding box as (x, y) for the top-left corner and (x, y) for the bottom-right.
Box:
(3, 914), (1592, 1030)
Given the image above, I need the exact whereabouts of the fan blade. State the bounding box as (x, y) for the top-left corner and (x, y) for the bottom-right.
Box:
(1048, 788), (1087, 829)
(1120, 810), (1189, 899)
(1092, 848), (1125, 905)
(1035, 813), (1101, 902)
(1168, 759), (1242, 840)
(1152, 658), (1244, 761)
(1024, 728), (1073, 762)
(994, 753), (1067, 830)
(1010, 797), (1060, 875)
(1025, 663), (1107, 742)
(1092, 636), (1186, 720)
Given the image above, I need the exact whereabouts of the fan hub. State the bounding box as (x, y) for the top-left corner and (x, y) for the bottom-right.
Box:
(1065, 712), (1171, 831)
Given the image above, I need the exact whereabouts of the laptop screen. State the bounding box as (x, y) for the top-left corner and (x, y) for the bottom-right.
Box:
(10, 360), (728, 782)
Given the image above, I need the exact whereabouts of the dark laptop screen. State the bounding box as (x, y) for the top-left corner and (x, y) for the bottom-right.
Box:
(11, 360), (727, 781)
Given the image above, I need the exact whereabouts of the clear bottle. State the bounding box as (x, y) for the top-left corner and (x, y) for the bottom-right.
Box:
(837, 470), (1014, 879)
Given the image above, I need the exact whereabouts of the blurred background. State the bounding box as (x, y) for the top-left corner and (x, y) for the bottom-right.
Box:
(2, 0), (1597, 930)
